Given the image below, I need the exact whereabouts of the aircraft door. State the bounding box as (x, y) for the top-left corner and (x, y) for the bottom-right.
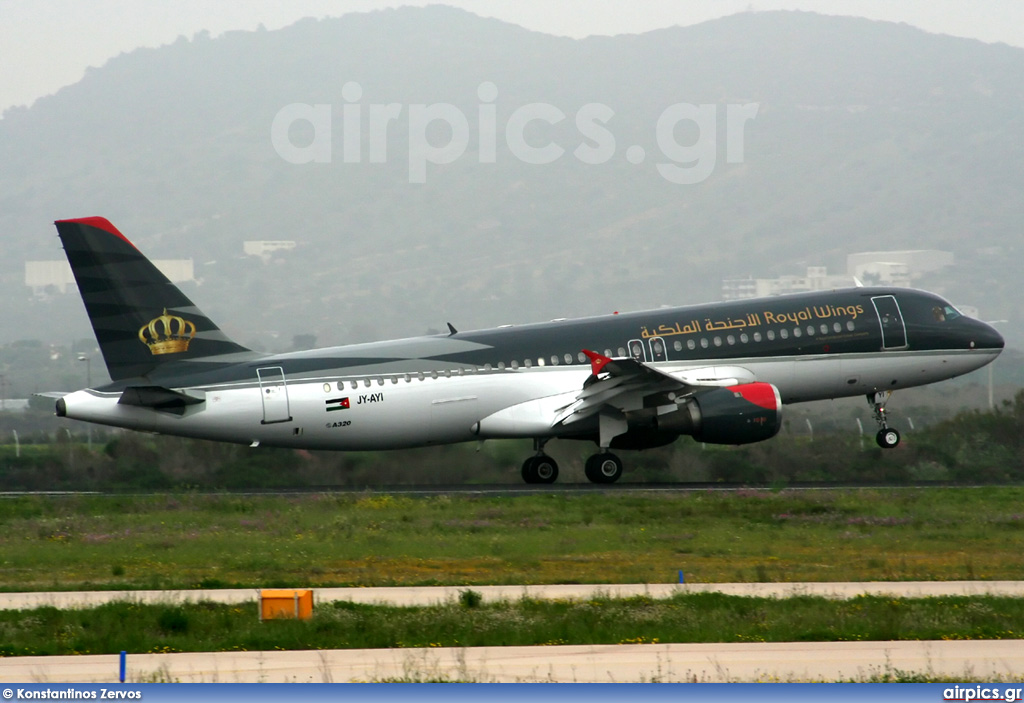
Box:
(649, 336), (667, 362)
(871, 295), (907, 349)
(257, 366), (293, 424)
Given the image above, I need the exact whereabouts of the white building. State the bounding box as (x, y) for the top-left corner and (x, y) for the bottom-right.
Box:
(243, 241), (296, 261)
(846, 250), (953, 284)
(722, 267), (855, 300)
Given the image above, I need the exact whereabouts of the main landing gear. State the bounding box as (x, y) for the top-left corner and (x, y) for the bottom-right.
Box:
(868, 392), (901, 449)
(584, 452), (623, 484)
(521, 439), (559, 484)
(520, 440), (625, 484)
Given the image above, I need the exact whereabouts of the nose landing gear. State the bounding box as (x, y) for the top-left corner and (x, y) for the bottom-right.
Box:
(868, 392), (901, 448)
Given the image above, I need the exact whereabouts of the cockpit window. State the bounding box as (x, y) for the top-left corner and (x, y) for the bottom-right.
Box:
(933, 305), (962, 322)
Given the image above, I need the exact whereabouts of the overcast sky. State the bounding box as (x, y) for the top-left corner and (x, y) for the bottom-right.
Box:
(3, 0), (1023, 115)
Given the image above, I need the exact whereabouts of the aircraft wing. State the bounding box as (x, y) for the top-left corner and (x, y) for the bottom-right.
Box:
(554, 350), (756, 426)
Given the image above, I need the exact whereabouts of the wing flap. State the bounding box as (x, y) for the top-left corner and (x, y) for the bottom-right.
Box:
(557, 351), (757, 427)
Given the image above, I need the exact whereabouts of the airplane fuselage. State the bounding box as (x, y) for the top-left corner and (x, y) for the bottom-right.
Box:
(58, 286), (1004, 452)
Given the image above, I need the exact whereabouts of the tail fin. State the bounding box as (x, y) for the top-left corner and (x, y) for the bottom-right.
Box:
(55, 217), (251, 382)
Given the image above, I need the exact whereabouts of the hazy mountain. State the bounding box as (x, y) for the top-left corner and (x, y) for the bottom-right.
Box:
(1, 6), (1022, 379)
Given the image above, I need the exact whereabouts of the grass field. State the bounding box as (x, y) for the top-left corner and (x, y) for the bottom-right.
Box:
(2, 592), (1023, 658)
(1, 487), (1023, 590)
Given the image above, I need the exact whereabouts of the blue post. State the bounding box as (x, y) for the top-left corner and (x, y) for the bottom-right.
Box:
(120, 650), (126, 683)
(678, 570), (685, 584)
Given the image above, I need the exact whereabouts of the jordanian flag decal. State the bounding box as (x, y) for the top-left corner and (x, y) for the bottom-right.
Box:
(325, 397), (350, 412)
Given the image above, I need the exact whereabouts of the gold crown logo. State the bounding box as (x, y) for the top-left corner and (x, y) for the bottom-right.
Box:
(138, 308), (196, 355)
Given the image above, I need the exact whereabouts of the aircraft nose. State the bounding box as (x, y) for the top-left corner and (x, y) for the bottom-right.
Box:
(971, 319), (1005, 351)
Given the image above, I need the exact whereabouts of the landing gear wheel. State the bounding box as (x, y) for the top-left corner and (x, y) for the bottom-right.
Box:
(876, 428), (901, 449)
(521, 455), (559, 484)
(867, 392), (901, 450)
(584, 452), (623, 484)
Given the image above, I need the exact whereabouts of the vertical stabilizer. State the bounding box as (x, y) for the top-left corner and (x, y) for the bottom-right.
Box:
(55, 217), (250, 382)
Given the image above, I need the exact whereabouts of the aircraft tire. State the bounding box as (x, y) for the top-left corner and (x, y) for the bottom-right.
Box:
(875, 428), (901, 449)
(521, 457), (538, 483)
(585, 453), (623, 484)
(522, 456), (559, 484)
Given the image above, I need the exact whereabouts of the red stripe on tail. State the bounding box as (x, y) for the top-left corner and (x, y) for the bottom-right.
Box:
(54, 217), (137, 249)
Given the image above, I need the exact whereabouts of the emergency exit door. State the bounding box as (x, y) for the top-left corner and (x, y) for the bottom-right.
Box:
(257, 366), (292, 424)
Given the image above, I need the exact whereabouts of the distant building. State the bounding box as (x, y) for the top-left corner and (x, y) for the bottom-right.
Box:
(0, 399), (30, 412)
(846, 250), (953, 285)
(26, 259), (194, 295)
(722, 267), (855, 300)
(723, 250), (955, 301)
(244, 241), (296, 261)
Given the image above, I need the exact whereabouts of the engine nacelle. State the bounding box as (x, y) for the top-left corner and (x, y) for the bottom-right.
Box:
(651, 382), (783, 445)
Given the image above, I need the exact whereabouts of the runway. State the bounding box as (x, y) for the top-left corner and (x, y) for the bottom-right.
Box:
(1, 582), (1022, 683)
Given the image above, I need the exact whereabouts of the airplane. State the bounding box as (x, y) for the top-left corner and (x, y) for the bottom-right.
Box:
(49, 216), (1004, 484)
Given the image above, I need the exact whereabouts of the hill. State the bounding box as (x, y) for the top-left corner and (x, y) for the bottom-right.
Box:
(0, 7), (1021, 393)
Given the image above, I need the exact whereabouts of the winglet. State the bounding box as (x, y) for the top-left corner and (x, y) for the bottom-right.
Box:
(582, 349), (613, 376)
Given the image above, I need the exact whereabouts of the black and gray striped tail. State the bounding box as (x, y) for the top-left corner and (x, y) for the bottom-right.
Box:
(55, 217), (251, 382)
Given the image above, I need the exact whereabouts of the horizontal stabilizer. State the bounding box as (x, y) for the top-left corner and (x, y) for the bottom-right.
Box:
(118, 385), (205, 413)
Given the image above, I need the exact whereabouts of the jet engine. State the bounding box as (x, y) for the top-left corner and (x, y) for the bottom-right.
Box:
(639, 382), (783, 445)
